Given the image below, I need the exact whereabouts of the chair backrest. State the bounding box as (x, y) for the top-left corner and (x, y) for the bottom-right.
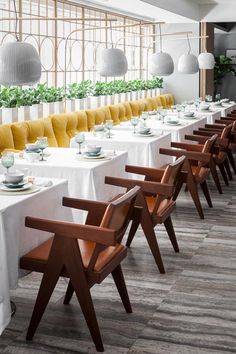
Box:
(86, 186), (140, 271)
(220, 124), (232, 140)
(151, 156), (186, 215)
(194, 134), (218, 177)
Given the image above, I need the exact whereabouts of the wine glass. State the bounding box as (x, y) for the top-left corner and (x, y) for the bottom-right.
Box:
(105, 120), (113, 138)
(194, 99), (199, 111)
(141, 112), (149, 127)
(75, 133), (85, 154)
(36, 137), (48, 161)
(176, 105), (182, 118)
(131, 117), (139, 134)
(159, 109), (167, 124)
(1, 152), (14, 174)
(215, 93), (221, 102)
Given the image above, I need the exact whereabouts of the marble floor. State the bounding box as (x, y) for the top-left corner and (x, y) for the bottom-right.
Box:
(1, 175), (236, 353)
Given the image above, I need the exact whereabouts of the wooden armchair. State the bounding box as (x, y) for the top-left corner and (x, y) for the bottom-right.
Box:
(185, 124), (233, 185)
(160, 134), (219, 219)
(105, 156), (186, 274)
(20, 186), (140, 352)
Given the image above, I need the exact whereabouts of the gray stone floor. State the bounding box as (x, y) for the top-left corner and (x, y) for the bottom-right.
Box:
(1, 175), (236, 353)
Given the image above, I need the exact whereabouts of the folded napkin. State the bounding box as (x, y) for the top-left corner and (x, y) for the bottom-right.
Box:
(33, 178), (53, 187)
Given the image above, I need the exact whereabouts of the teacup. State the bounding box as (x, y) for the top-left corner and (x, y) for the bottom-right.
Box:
(25, 143), (40, 151)
(138, 127), (151, 134)
(5, 171), (24, 184)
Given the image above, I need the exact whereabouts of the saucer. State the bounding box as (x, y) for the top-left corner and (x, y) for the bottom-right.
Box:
(2, 180), (26, 189)
(0, 182), (32, 192)
(84, 151), (102, 157)
(82, 153), (106, 160)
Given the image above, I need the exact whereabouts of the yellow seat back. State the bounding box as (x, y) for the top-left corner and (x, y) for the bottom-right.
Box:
(123, 102), (132, 120)
(108, 105), (120, 125)
(0, 124), (15, 153)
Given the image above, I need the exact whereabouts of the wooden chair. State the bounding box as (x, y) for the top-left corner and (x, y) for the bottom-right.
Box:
(105, 156), (186, 274)
(185, 124), (233, 185)
(160, 134), (219, 219)
(20, 186), (141, 352)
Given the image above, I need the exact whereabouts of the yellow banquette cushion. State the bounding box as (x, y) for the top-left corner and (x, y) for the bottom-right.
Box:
(49, 112), (88, 147)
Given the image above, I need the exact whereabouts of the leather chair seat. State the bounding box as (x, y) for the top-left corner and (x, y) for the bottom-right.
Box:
(191, 165), (209, 183)
(145, 196), (175, 222)
(20, 238), (126, 274)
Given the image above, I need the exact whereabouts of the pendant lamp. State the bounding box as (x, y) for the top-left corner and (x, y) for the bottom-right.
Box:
(98, 21), (128, 77)
(178, 34), (199, 74)
(150, 24), (174, 76)
(0, 0), (41, 85)
(198, 35), (215, 69)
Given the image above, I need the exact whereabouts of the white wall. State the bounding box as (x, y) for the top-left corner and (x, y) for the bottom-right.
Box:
(159, 23), (200, 103)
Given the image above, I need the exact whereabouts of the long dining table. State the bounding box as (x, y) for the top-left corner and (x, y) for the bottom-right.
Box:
(0, 177), (72, 335)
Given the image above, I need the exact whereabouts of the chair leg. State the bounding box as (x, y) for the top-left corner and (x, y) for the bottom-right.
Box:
(187, 181), (205, 219)
(141, 217), (165, 274)
(26, 263), (62, 340)
(172, 180), (183, 201)
(224, 159), (233, 180)
(126, 216), (140, 248)
(163, 216), (179, 252)
(228, 151), (236, 174)
(218, 163), (229, 186)
(210, 161), (223, 194)
(200, 180), (213, 208)
(64, 280), (74, 305)
(112, 264), (132, 313)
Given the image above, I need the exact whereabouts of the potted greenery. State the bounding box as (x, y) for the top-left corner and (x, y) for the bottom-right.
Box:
(0, 86), (22, 123)
(214, 55), (236, 99)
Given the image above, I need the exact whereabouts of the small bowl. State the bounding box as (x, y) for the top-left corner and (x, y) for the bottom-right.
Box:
(138, 127), (151, 134)
(184, 112), (195, 117)
(86, 145), (102, 154)
(25, 143), (40, 151)
(200, 104), (210, 110)
(94, 125), (105, 132)
(5, 171), (24, 184)
(25, 152), (40, 163)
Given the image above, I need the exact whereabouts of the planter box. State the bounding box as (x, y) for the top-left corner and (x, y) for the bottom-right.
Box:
(30, 104), (44, 119)
(151, 89), (156, 97)
(113, 93), (121, 104)
(100, 95), (107, 107)
(42, 102), (55, 117)
(155, 88), (161, 96)
(125, 92), (131, 101)
(54, 101), (64, 114)
(120, 93), (126, 103)
(2, 108), (18, 124)
(90, 96), (99, 109)
(75, 98), (83, 111)
(130, 91), (138, 101)
(18, 106), (30, 122)
(141, 90), (146, 99)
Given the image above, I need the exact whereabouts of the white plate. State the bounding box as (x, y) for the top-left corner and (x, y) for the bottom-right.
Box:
(0, 182), (32, 192)
(136, 132), (154, 137)
(82, 153), (106, 160)
(166, 122), (181, 126)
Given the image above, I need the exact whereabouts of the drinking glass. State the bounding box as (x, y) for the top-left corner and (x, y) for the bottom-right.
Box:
(1, 152), (14, 174)
(131, 117), (139, 134)
(105, 120), (113, 138)
(36, 137), (48, 161)
(159, 109), (167, 124)
(141, 112), (149, 127)
(215, 93), (221, 102)
(75, 133), (85, 154)
(194, 100), (199, 111)
(176, 105), (182, 118)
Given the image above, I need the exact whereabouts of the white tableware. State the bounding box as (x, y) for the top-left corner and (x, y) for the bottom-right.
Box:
(0, 182), (32, 192)
(1, 152), (15, 174)
(94, 125), (105, 132)
(5, 171), (24, 184)
(82, 153), (106, 160)
(166, 121), (181, 126)
(25, 143), (40, 151)
(184, 112), (195, 118)
(25, 152), (40, 163)
(86, 145), (102, 154)
(137, 132), (154, 137)
(221, 98), (230, 103)
(200, 104), (210, 111)
(138, 127), (151, 135)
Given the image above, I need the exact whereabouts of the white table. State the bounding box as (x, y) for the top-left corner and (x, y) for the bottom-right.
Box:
(70, 131), (172, 168)
(0, 178), (72, 335)
(196, 110), (221, 124)
(210, 102), (236, 117)
(0, 148), (129, 221)
(110, 116), (207, 142)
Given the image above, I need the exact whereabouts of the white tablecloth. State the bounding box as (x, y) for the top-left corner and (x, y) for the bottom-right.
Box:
(0, 178), (72, 335)
(196, 110), (221, 124)
(210, 102), (236, 117)
(0, 148), (129, 221)
(110, 116), (207, 142)
(70, 131), (172, 168)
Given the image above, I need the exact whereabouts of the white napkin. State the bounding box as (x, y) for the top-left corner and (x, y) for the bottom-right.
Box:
(33, 178), (53, 187)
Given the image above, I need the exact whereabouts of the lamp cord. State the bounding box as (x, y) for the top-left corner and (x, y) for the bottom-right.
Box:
(13, 0), (19, 41)
(110, 20), (114, 48)
(159, 23), (162, 52)
(187, 33), (191, 54)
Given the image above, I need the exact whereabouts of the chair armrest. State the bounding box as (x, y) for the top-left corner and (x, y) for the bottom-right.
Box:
(159, 147), (211, 163)
(125, 164), (164, 180)
(184, 135), (208, 144)
(25, 216), (117, 246)
(171, 142), (204, 151)
(105, 176), (173, 197)
(205, 124), (224, 129)
(63, 197), (108, 212)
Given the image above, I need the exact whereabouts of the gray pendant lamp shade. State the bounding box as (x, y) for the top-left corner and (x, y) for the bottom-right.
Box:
(98, 48), (128, 77)
(198, 52), (215, 69)
(150, 52), (174, 76)
(177, 35), (199, 74)
(0, 41), (41, 85)
(178, 53), (199, 74)
(150, 24), (174, 77)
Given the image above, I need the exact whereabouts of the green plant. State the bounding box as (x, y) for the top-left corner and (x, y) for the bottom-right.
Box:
(214, 55), (236, 97)
(67, 80), (93, 99)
